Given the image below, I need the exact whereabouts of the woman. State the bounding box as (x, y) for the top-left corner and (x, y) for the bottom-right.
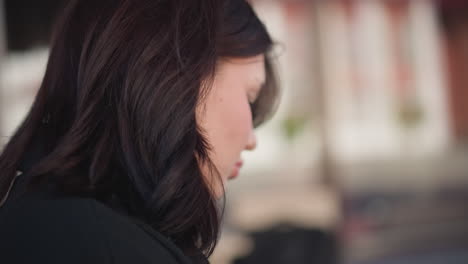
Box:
(0, 0), (279, 263)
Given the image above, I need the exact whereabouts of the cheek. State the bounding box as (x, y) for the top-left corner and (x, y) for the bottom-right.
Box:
(224, 95), (252, 146)
(209, 92), (251, 169)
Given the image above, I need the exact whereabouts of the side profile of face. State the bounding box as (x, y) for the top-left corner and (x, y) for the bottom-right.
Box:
(197, 54), (265, 197)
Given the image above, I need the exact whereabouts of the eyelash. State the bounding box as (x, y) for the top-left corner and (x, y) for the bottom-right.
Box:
(248, 93), (259, 122)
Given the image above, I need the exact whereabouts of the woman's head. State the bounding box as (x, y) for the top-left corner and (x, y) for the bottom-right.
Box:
(198, 55), (269, 198)
(0, 0), (278, 257)
(198, 0), (279, 198)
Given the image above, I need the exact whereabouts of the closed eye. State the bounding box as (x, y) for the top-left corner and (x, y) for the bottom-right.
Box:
(249, 101), (257, 123)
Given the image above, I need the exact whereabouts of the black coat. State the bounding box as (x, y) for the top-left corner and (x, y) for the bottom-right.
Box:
(0, 144), (209, 264)
(0, 190), (205, 264)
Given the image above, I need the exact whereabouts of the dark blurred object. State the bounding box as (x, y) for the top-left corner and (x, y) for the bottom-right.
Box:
(233, 224), (338, 264)
(342, 185), (468, 264)
(356, 247), (468, 264)
(4, 0), (65, 51)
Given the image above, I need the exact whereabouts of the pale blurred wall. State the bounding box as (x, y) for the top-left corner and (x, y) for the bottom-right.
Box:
(318, 0), (450, 162)
(233, 0), (456, 192)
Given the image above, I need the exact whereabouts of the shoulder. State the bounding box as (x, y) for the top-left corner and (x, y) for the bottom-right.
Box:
(0, 193), (192, 264)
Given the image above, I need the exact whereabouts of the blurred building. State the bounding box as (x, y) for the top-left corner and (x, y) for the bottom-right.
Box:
(222, 1), (468, 263)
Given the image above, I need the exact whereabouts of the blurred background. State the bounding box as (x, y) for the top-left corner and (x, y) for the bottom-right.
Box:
(1, 0), (467, 263)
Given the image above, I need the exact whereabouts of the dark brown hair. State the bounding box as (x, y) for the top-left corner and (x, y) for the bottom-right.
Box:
(0, 0), (278, 257)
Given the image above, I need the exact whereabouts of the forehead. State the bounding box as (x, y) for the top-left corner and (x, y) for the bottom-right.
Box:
(216, 55), (266, 84)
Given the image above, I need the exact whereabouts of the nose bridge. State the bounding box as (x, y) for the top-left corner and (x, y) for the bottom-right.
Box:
(246, 129), (257, 151)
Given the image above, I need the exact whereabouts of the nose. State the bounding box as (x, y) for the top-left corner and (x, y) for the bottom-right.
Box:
(245, 130), (257, 151)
